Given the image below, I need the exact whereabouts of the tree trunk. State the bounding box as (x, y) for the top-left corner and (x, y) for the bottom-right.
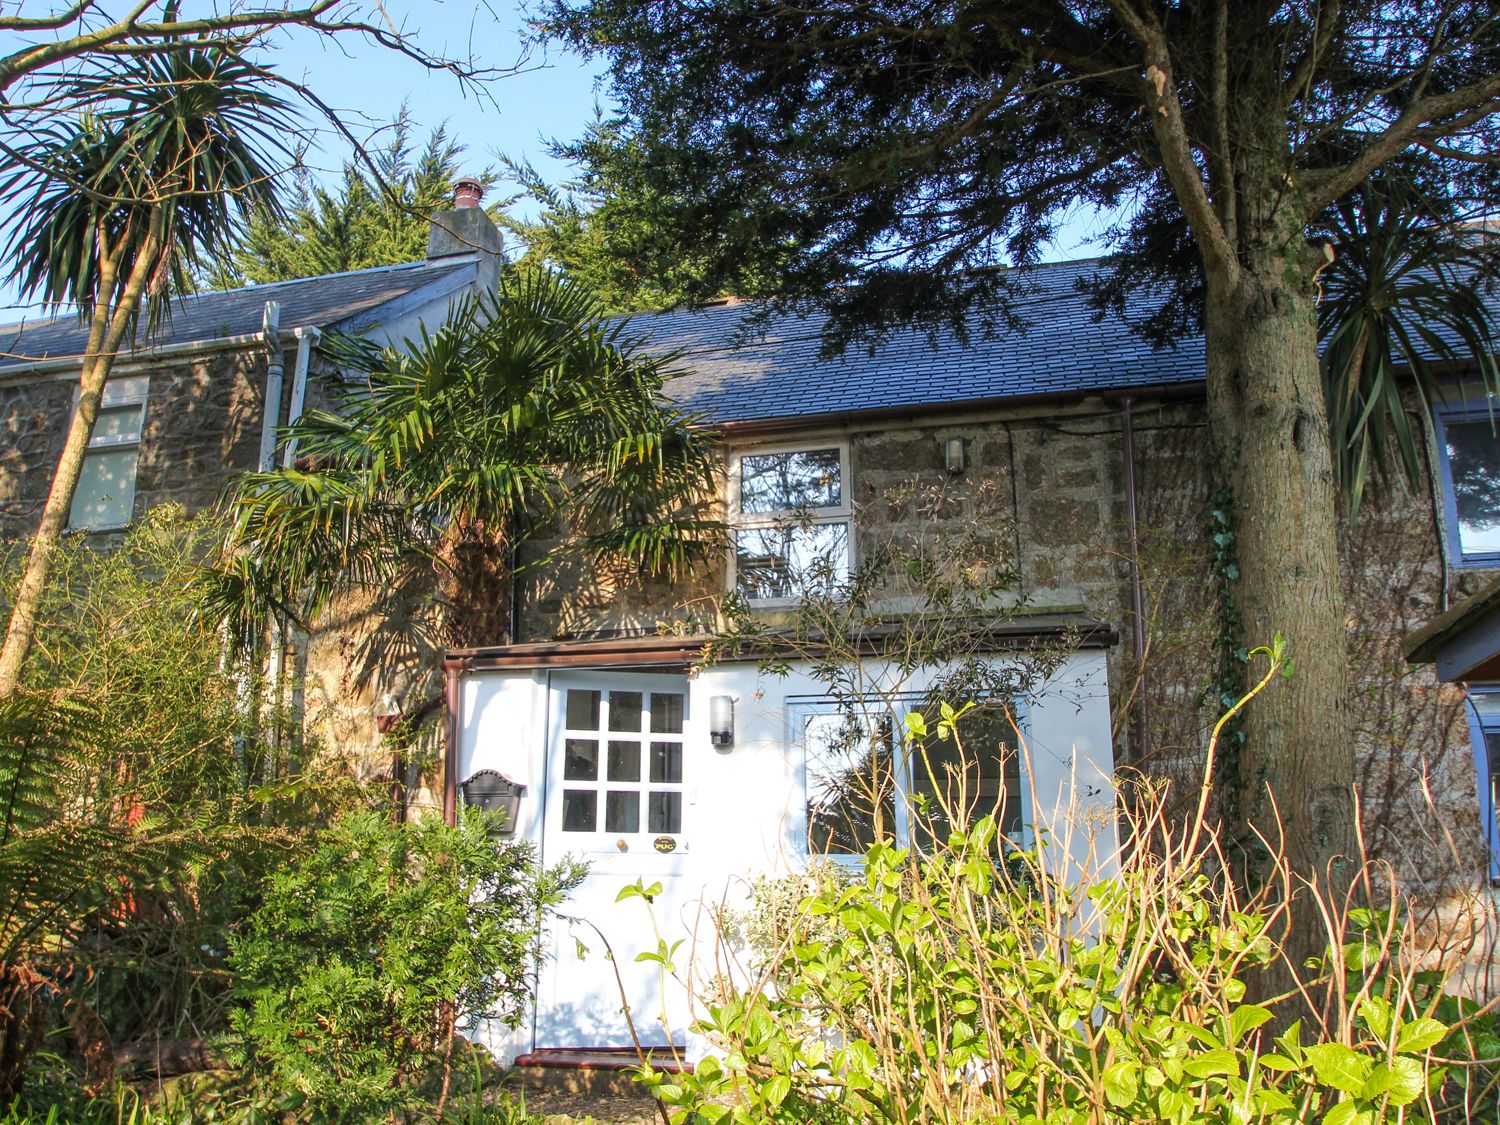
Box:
(1203, 233), (1356, 1001)
(0, 226), (159, 702)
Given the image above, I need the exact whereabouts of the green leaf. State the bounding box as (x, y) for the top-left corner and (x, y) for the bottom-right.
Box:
(1103, 1061), (1139, 1107)
(1257, 1053), (1299, 1073)
(1322, 1101), (1373, 1125)
(1229, 1003), (1274, 1044)
(1182, 1048), (1238, 1079)
(1305, 1043), (1373, 1095)
(1364, 1056), (1425, 1105)
(1396, 1017), (1448, 1055)
(762, 1075), (791, 1108)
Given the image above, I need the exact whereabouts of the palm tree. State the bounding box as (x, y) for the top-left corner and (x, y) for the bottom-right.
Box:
(0, 42), (295, 700)
(203, 267), (720, 692)
(1317, 178), (1500, 516)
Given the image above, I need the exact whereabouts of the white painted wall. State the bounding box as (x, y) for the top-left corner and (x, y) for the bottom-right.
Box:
(458, 649), (1119, 1063)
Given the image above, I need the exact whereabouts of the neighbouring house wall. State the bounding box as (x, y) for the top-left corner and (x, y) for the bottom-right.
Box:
(0, 347), (271, 537)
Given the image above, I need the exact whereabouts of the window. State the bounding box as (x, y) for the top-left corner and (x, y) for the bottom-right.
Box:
(792, 696), (1028, 863)
(728, 443), (851, 602)
(1466, 689), (1500, 882)
(69, 375), (149, 530)
(1435, 404), (1500, 567)
(558, 686), (686, 838)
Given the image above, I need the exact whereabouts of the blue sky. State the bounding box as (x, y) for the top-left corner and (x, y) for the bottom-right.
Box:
(0, 1), (602, 320)
(0, 1), (1111, 321)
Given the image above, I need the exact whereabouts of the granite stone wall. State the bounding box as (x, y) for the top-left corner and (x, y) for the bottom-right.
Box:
(0, 347), (270, 536)
(510, 396), (1484, 891)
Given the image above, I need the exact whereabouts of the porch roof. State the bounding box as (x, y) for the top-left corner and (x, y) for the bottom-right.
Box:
(1406, 577), (1500, 683)
(443, 612), (1117, 671)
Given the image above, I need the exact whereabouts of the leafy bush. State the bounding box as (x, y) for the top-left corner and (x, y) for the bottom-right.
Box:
(640, 699), (1488, 1125)
(231, 808), (584, 1120)
(0, 509), (338, 1094)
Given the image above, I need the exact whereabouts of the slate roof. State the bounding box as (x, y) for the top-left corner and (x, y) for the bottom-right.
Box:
(651, 258), (1203, 426)
(649, 255), (1500, 426)
(0, 256), (476, 372)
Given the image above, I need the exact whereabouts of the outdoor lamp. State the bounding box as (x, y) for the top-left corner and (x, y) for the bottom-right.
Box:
(944, 437), (966, 475)
(710, 695), (735, 749)
(460, 770), (527, 835)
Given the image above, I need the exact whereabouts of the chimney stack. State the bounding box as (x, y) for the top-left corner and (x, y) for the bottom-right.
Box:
(428, 175), (503, 294)
(453, 178), (484, 209)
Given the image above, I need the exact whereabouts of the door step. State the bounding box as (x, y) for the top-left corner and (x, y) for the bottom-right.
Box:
(511, 1046), (692, 1096)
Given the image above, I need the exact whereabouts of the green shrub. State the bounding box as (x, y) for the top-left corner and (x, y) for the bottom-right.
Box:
(231, 809), (584, 1120)
(0, 509), (339, 1095)
(637, 696), (1485, 1125)
(648, 811), (1475, 1124)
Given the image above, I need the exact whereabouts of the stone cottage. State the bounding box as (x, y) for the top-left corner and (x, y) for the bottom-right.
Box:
(0, 191), (1494, 1063)
(449, 265), (1500, 1064)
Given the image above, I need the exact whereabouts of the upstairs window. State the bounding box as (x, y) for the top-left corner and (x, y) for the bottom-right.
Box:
(69, 375), (149, 531)
(728, 443), (850, 602)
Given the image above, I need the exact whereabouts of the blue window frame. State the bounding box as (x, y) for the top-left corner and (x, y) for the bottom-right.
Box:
(1434, 403), (1500, 568)
(1463, 689), (1500, 882)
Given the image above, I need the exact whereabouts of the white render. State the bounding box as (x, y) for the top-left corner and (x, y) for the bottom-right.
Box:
(456, 650), (1119, 1064)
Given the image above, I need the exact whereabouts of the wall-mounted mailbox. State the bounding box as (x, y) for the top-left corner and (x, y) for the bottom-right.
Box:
(460, 770), (527, 835)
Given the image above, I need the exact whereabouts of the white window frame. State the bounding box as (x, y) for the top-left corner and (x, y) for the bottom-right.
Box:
(788, 692), (1032, 867)
(69, 374), (149, 531)
(546, 672), (691, 854)
(726, 440), (853, 606)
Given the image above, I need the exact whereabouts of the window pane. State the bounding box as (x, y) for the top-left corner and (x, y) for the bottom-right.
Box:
(1472, 690), (1500, 722)
(1446, 420), (1500, 556)
(566, 690), (600, 731)
(804, 712), (895, 856)
(649, 791), (682, 834)
(69, 447), (138, 529)
(609, 691), (643, 732)
(736, 522), (849, 600)
(909, 702), (1023, 849)
(739, 449), (842, 513)
(90, 403), (143, 445)
(563, 739), (598, 781)
(650, 741), (683, 783)
(650, 693), (685, 734)
(561, 790), (596, 832)
(607, 740), (641, 782)
(606, 791), (640, 833)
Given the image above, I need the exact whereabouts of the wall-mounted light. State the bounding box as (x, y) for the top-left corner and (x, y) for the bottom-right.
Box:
(710, 695), (736, 749)
(944, 437), (966, 475)
(460, 769), (527, 835)
(375, 692), (404, 735)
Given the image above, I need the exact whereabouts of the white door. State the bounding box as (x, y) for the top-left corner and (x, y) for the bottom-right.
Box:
(535, 672), (696, 1050)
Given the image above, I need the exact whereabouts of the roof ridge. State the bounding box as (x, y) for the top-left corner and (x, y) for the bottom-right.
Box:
(0, 255), (478, 335)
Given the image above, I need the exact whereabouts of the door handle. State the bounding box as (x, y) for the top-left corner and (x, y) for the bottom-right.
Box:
(615, 839), (628, 852)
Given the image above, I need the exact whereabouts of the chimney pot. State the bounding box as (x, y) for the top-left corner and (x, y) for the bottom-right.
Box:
(453, 178), (484, 209)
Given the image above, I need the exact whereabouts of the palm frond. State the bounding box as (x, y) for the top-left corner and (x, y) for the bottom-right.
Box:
(203, 268), (726, 658)
(1317, 178), (1500, 515)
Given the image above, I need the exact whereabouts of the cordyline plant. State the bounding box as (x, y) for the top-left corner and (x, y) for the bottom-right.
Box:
(0, 40), (296, 703)
(624, 642), (1500, 1125)
(1315, 175), (1500, 517)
